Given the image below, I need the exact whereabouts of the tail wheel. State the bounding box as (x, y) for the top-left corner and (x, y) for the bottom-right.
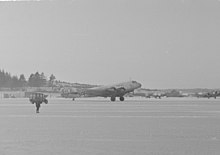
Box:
(119, 96), (124, 101)
(111, 97), (116, 102)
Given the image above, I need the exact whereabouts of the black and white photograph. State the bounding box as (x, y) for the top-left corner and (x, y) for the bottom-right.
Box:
(0, 0), (220, 154)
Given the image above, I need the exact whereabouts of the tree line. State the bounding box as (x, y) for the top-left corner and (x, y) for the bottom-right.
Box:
(0, 70), (56, 88)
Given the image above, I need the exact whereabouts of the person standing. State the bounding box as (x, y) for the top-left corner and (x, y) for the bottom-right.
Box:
(29, 93), (48, 113)
(35, 101), (41, 113)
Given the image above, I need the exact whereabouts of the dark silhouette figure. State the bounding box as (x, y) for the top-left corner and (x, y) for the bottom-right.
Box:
(35, 102), (41, 113)
(29, 92), (48, 113)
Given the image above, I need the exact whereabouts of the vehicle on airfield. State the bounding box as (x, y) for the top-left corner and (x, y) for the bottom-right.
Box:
(61, 87), (80, 100)
(64, 81), (142, 101)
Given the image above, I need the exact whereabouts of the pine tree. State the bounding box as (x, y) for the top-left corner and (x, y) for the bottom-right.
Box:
(19, 74), (27, 87)
(49, 74), (56, 86)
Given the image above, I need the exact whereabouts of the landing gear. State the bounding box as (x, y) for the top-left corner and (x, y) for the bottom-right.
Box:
(119, 96), (124, 101)
(110, 96), (125, 101)
(111, 97), (116, 102)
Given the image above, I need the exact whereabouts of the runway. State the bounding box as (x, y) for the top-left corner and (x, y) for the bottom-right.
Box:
(0, 98), (220, 155)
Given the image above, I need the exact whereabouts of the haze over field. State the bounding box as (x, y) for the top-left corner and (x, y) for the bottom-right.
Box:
(0, 0), (219, 89)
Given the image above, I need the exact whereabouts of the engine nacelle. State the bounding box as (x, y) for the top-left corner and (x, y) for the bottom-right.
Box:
(116, 87), (126, 93)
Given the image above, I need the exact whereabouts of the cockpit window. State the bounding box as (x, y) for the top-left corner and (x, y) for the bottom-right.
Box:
(132, 81), (137, 83)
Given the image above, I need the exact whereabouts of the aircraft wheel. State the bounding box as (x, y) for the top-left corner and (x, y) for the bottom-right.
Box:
(72, 98), (75, 101)
(119, 96), (124, 101)
(111, 97), (116, 102)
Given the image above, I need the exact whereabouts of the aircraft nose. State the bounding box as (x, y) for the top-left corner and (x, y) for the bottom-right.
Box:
(137, 82), (142, 88)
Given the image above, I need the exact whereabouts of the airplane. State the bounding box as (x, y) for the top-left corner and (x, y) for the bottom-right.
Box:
(64, 81), (142, 101)
(194, 91), (220, 99)
(165, 90), (186, 97)
(146, 92), (167, 99)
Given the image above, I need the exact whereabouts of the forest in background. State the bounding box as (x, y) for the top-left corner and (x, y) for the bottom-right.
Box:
(0, 69), (56, 88)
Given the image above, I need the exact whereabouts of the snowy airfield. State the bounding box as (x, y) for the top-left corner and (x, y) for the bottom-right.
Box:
(0, 97), (220, 155)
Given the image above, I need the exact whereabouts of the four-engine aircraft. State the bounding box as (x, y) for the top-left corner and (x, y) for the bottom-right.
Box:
(74, 81), (141, 101)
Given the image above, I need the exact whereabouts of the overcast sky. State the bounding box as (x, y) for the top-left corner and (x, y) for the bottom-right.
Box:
(0, 0), (220, 89)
